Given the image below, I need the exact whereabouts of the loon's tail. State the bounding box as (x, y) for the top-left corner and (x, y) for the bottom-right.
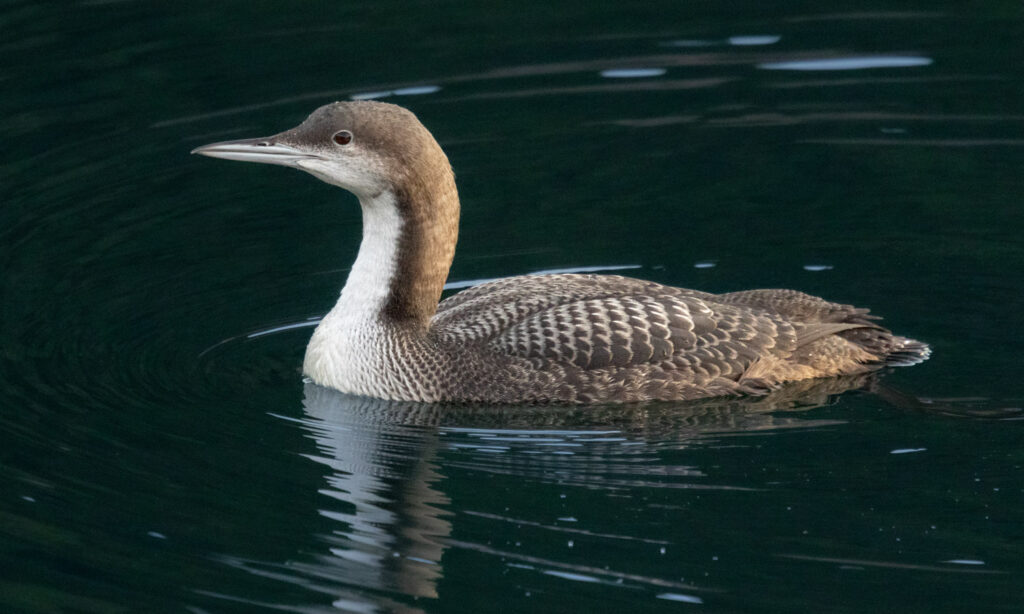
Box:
(883, 336), (932, 367)
(838, 328), (932, 367)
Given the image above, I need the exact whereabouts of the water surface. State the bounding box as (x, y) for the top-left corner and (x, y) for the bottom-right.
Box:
(2, 1), (1023, 612)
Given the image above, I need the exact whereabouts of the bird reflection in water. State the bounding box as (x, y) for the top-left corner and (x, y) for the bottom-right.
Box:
(270, 375), (877, 612)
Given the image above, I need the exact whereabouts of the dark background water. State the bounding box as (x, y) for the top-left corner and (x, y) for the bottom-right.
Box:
(2, 1), (1023, 612)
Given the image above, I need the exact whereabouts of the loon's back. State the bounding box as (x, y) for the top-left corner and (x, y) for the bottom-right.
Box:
(411, 273), (930, 404)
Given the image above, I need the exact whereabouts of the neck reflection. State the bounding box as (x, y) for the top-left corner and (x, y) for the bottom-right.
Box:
(290, 375), (872, 611)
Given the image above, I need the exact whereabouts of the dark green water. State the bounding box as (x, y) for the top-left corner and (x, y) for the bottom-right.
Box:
(3, 1), (1023, 612)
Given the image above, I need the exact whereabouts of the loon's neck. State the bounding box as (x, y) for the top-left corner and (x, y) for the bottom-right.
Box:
(332, 175), (459, 331)
(302, 124), (460, 394)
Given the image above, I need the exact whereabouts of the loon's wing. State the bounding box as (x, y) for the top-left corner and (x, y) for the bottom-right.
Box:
(435, 274), (789, 386)
(434, 273), (712, 340)
(435, 274), (928, 386)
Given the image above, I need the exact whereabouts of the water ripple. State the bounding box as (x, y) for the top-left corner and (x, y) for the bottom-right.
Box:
(759, 56), (933, 71)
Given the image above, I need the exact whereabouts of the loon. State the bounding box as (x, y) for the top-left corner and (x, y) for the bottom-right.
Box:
(193, 101), (930, 404)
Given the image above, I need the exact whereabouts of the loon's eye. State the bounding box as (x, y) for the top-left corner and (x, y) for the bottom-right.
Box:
(332, 130), (353, 146)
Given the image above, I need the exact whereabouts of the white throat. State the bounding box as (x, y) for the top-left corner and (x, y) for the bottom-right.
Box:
(336, 191), (404, 322)
(303, 191), (404, 390)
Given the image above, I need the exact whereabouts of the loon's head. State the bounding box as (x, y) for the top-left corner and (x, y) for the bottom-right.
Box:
(192, 100), (450, 201)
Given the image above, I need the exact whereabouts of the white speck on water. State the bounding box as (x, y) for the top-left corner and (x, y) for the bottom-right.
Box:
(351, 85), (441, 100)
(567, 540), (574, 548)
(350, 91), (391, 100)
(728, 35), (780, 46)
(945, 559), (986, 565)
(544, 570), (599, 583)
(656, 593), (704, 604)
(803, 264), (834, 272)
(660, 547), (667, 554)
(759, 56), (933, 71)
(694, 261), (716, 269)
(147, 531), (167, 539)
(21, 496), (35, 503)
(600, 68), (667, 78)
(557, 516), (577, 522)
(891, 448), (927, 454)
(393, 85), (442, 96)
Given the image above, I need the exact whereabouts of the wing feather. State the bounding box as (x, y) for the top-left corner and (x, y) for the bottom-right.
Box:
(427, 274), (923, 400)
(481, 291), (795, 378)
(434, 273), (712, 343)
(714, 288), (880, 325)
